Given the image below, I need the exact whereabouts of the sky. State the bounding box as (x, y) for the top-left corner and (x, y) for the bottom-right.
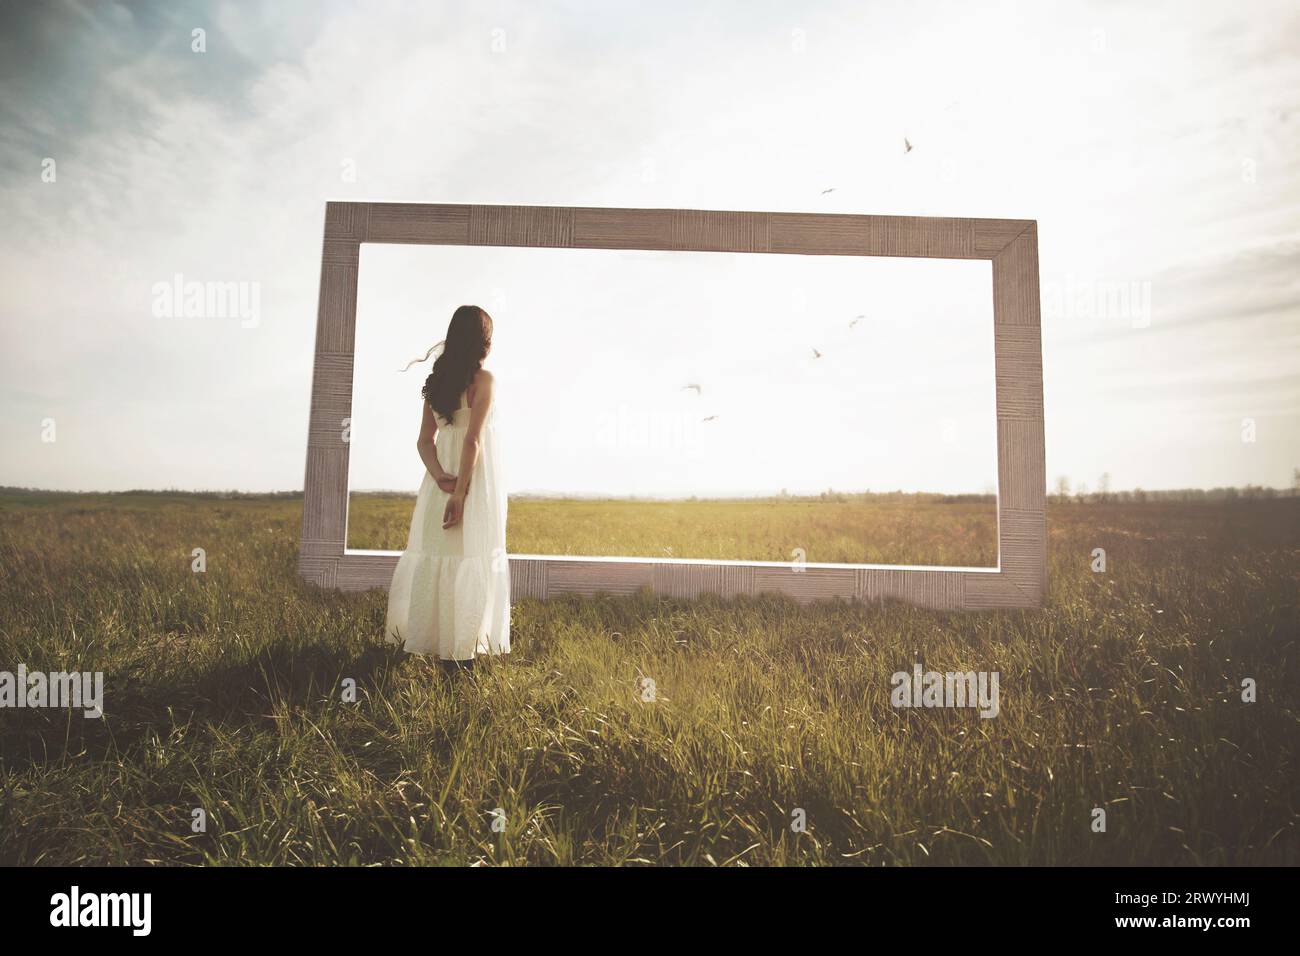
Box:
(1, 0), (1297, 498)
(350, 246), (997, 496)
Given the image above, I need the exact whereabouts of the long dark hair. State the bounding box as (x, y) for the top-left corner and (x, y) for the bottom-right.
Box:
(412, 305), (493, 425)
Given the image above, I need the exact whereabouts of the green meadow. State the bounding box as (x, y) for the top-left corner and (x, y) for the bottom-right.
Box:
(348, 492), (1000, 566)
(0, 489), (1295, 865)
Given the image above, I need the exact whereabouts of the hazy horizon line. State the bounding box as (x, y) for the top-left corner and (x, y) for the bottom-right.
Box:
(2, 483), (1296, 498)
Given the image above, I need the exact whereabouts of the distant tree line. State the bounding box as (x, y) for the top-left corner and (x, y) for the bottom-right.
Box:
(0, 487), (303, 500)
(1050, 469), (1300, 503)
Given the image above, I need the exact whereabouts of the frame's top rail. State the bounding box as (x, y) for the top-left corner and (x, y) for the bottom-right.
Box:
(319, 201), (1034, 261)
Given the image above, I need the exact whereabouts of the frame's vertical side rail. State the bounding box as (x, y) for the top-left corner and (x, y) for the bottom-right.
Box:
(299, 202), (365, 587)
(986, 223), (1047, 606)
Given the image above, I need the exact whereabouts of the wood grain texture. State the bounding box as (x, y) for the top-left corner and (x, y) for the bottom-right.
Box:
(772, 213), (979, 259)
(366, 203), (470, 244)
(572, 207), (675, 250)
(305, 352), (353, 446)
(998, 508), (1048, 603)
(547, 560), (654, 597)
(857, 569), (968, 610)
(299, 202), (1047, 609)
(994, 325), (1045, 420)
(990, 226), (1047, 606)
(324, 201), (368, 241)
(653, 563), (757, 599)
(469, 205), (575, 247)
(300, 446), (346, 554)
(510, 559), (549, 600)
(298, 554), (339, 589)
(963, 572), (1034, 609)
(315, 261), (358, 354)
(974, 219), (1031, 257)
(671, 210), (771, 253)
(754, 566), (856, 601)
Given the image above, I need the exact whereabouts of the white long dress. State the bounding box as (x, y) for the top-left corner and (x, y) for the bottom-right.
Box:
(384, 387), (510, 660)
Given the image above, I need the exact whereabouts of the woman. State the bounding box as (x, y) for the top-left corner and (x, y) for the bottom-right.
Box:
(385, 305), (510, 671)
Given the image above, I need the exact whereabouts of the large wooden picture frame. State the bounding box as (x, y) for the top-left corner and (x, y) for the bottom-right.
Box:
(299, 202), (1046, 609)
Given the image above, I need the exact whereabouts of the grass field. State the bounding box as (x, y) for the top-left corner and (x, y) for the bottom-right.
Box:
(348, 492), (999, 566)
(0, 489), (1296, 865)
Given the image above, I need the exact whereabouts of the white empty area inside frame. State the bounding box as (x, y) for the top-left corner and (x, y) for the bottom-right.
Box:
(348, 244), (997, 503)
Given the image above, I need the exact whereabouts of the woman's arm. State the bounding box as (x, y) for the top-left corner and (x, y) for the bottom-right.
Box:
(416, 401), (458, 493)
(443, 371), (494, 528)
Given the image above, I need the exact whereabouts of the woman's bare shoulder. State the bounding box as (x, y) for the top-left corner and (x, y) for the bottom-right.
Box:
(468, 368), (495, 408)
